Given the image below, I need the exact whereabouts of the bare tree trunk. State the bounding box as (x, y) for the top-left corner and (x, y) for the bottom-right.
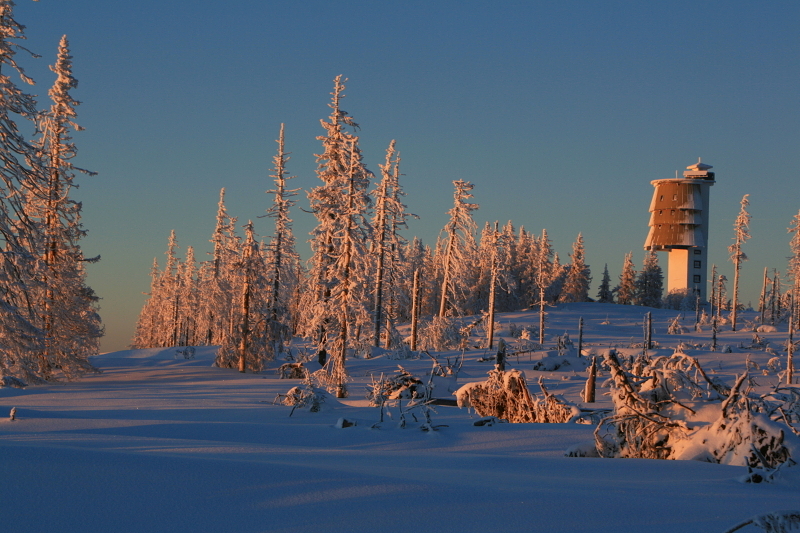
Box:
(710, 264), (717, 320)
(788, 292), (795, 385)
(583, 355), (596, 403)
(487, 259), (497, 350)
(373, 229), (385, 347)
(577, 316), (584, 357)
(759, 267), (769, 324)
(238, 278), (250, 373)
(410, 269), (420, 351)
(438, 230), (455, 317)
(538, 284), (545, 345)
(732, 254), (741, 331)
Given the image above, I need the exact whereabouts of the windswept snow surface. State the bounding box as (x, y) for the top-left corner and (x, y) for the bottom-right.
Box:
(2, 303), (799, 533)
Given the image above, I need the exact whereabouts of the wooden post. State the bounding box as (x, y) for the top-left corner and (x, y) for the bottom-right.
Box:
(577, 317), (584, 358)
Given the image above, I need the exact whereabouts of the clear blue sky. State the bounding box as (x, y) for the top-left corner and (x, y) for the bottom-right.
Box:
(16, 0), (800, 352)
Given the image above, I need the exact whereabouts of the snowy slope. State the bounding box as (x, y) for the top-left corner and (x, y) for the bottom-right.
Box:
(2, 303), (799, 533)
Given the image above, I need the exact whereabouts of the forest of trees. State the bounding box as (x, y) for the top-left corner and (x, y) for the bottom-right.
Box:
(130, 73), (800, 397)
(0, 3), (102, 385)
(3, 1), (795, 393)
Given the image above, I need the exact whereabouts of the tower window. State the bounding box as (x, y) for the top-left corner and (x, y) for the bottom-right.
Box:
(673, 194), (678, 200)
(694, 249), (702, 255)
(694, 260), (701, 269)
(660, 195), (664, 201)
(693, 275), (701, 283)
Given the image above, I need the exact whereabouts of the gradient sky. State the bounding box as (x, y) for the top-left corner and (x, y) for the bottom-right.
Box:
(15, 0), (800, 352)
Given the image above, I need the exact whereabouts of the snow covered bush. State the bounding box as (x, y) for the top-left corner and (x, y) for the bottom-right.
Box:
(594, 351), (800, 471)
(455, 370), (580, 424)
(365, 366), (427, 407)
(417, 316), (464, 351)
(724, 510), (800, 533)
(277, 375), (329, 414)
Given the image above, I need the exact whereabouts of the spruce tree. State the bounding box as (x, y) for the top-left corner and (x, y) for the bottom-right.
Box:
(371, 140), (412, 347)
(559, 233), (591, 303)
(634, 250), (663, 308)
(0, 1), (45, 381)
(437, 180), (478, 317)
(305, 76), (373, 396)
(789, 210), (800, 330)
(24, 35), (102, 377)
(597, 264), (613, 303)
(263, 124), (300, 354)
(616, 252), (636, 305)
(728, 194), (751, 331)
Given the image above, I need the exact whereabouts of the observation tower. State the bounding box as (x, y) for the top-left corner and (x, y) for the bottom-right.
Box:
(644, 158), (715, 303)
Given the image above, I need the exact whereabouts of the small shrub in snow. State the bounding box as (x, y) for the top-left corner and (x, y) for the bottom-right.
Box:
(366, 366), (427, 407)
(455, 370), (580, 424)
(767, 357), (783, 375)
(418, 316), (463, 351)
(724, 510), (800, 533)
(278, 362), (307, 379)
(277, 377), (328, 414)
(533, 354), (588, 372)
(175, 346), (195, 359)
(1, 376), (27, 389)
(667, 316), (685, 335)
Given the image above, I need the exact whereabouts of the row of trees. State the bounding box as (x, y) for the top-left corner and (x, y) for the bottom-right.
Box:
(132, 76), (608, 393)
(131, 73), (800, 395)
(0, 3), (102, 384)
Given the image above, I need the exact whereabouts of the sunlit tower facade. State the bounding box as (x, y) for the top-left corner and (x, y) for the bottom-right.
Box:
(644, 159), (715, 303)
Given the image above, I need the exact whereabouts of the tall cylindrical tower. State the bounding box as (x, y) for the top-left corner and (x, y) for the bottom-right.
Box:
(644, 159), (715, 302)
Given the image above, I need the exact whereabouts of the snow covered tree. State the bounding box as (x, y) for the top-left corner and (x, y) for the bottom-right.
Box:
(788, 210), (800, 330)
(0, 0), (48, 382)
(371, 140), (412, 347)
(634, 250), (663, 308)
(23, 35), (102, 377)
(437, 179), (478, 317)
(559, 233), (591, 303)
(215, 221), (272, 373)
(305, 76), (373, 396)
(202, 188), (240, 345)
(728, 194), (751, 331)
(596, 264), (613, 303)
(263, 124), (300, 355)
(616, 252), (636, 305)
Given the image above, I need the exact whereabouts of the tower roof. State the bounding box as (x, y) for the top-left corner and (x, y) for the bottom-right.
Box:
(686, 157), (713, 171)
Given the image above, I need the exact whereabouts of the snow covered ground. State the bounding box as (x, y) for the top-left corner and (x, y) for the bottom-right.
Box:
(2, 303), (799, 533)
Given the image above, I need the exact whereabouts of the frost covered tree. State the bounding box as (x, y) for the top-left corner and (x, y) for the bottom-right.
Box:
(596, 264), (613, 303)
(634, 250), (663, 308)
(200, 189), (240, 345)
(24, 35), (102, 377)
(0, 1), (48, 382)
(437, 179), (478, 317)
(371, 140), (412, 347)
(788, 210), (800, 330)
(728, 194), (751, 331)
(616, 252), (636, 305)
(559, 233), (591, 303)
(214, 222), (272, 373)
(305, 76), (373, 396)
(263, 124), (300, 354)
